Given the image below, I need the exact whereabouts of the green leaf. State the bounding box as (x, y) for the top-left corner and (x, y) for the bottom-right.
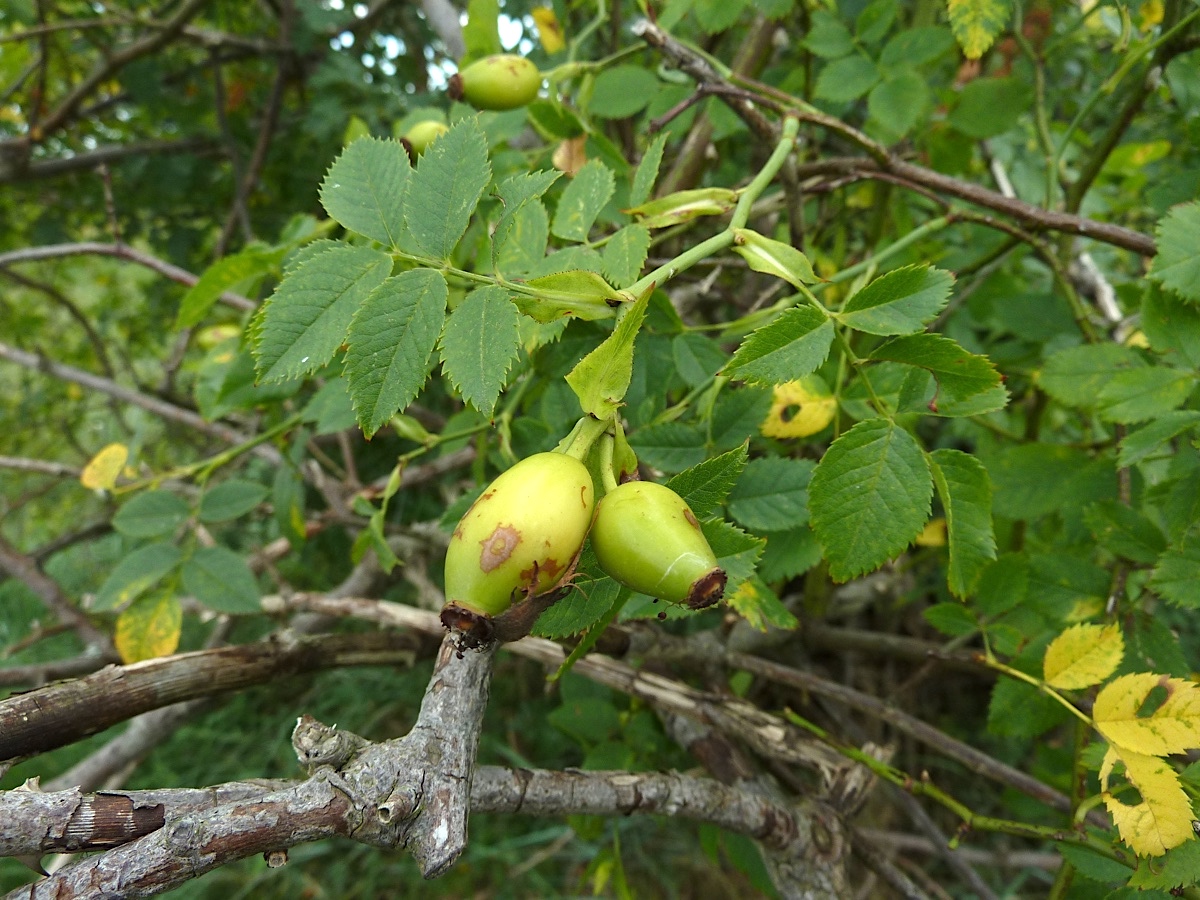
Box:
(1144, 283), (1200, 369)
(534, 572), (624, 639)
(1151, 529), (1200, 608)
(628, 422), (708, 472)
(461, 0), (502, 62)
(723, 305), (834, 385)
(515, 270), (621, 322)
(176, 246), (282, 329)
(814, 54), (880, 102)
(1039, 343), (1146, 409)
(672, 333), (725, 388)
(1095, 367), (1195, 424)
(319, 136), (412, 248)
(924, 601), (978, 637)
(804, 10), (855, 58)
(1127, 836), (1200, 890)
(1119, 411), (1200, 468)
(949, 74), (1031, 137)
(727, 457), (815, 532)
(710, 385), (773, 451)
(1084, 499), (1167, 564)
(552, 159), (616, 242)
(1149, 201), (1200, 303)
(589, 65), (661, 119)
(809, 418), (933, 581)
(702, 518), (764, 596)
(880, 26), (955, 67)
(273, 460), (306, 546)
(495, 200), (549, 276)
(303, 377), (358, 436)
(838, 265), (954, 335)
(664, 444), (749, 518)
(345, 269), (448, 437)
(987, 443), (1100, 520)
(566, 289), (650, 418)
(929, 449), (996, 598)
(113, 491), (190, 539)
(726, 576), (798, 632)
(871, 333), (1004, 411)
(254, 244), (392, 383)
(629, 133), (669, 209)
(198, 480), (270, 523)
(439, 285), (520, 416)
(492, 170), (560, 273)
(182, 546), (261, 614)
(947, 0), (1011, 59)
(758, 527), (823, 583)
(868, 70), (929, 137)
(95, 542), (183, 611)
(856, 0), (898, 43)
(731, 229), (819, 288)
(1055, 843), (1136, 885)
(602, 224), (650, 288)
(404, 117), (491, 260)
(693, 0), (748, 32)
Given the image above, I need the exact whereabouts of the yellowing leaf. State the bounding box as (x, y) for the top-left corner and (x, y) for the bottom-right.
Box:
(946, 0), (1010, 59)
(915, 518), (947, 547)
(532, 7), (565, 53)
(761, 376), (836, 439)
(1043, 622), (1125, 690)
(80, 443), (129, 490)
(1100, 745), (1196, 857)
(115, 592), (182, 663)
(1095, 673), (1200, 757)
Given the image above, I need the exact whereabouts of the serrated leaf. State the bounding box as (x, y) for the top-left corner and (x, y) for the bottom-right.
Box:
(1152, 530), (1200, 608)
(868, 70), (929, 137)
(758, 527), (823, 583)
(1095, 673), (1200, 757)
(625, 187), (738, 229)
(630, 133), (668, 209)
(198, 480), (270, 523)
(182, 546), (261, 614)
(95, 542), (183, 611)
(81, 442), (128, 491)
(602, 224), (650, 288)
(319, 137), (412, 248)
(254, 244), (392, 383)
(724, 305), (834, 385)
(439, 285), (520, 417)
(1043, 623), (1125, 690)
(404, 117), (491, 260)
(115, 592), (182, 664)
(814, 54), (880, 102)
(871, 333), (1004, 411)
(664, 444), (749, 518)
(929, 448), (996, 597)
(533, 546), (623, 638)
(1095, 367), (1195, 424)
(727, 457), (815, 532)
(726, 576), (798, 632)
(113, 491), (190, 539)
(1040, 343), (1146, 409)
(731, 229), (819, 289)
(552, 159), (615, 242)
(702, 518), (764, 596)
(1101, 745), (1196, 857)
(345, 269), (448, 437)
(838, 265), (954, 335)
(589, 65), (661, 119)
(177, 246), (282, 329)
(495, 200), (549, 276)
(924, 601), (977, 636)
(628, 422), (708, 472)
(492, 170), (560, 272)
(1127, 838), (1200, 890)
(810, 418), (933, 581)
(1143, 283), (1200, 369)
(1149, 202), (1200, 303)
(761, 377), (838, 438)
(947, 0), (1010, 58)
(566, 289), (650, 418)
(1084, 499), (1167, 564)
(514, 269), (621, 322)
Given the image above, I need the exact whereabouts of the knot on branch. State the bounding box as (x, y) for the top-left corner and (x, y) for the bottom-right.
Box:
(292, 715), (367, 770)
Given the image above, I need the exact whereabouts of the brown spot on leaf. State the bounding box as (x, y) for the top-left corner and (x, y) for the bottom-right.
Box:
(479, 525), (520, 572)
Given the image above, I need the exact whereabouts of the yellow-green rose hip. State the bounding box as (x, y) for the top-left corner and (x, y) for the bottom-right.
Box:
(402, 120), (448, 154)
(450, 54), (541, 111)
(590, 481), (726, 609)
(443, 452), (594, 621)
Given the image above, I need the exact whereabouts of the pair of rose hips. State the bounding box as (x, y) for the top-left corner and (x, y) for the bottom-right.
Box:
(442, 451), (726, 644)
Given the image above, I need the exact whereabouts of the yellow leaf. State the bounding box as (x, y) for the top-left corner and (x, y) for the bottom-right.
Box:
(1100, 745), (1196, 857)
(80, 443), (129, 490)
(553, 135), (587, 175)
(1095, 673), (1200, 757)
(1043, 622), (1124, 690)
(532, 7), (566, 54)
(115, 593), (182, 664)
(946, 0), (1010, 59)
(915, 518), (947, 547)
(761, 376), (836, 439)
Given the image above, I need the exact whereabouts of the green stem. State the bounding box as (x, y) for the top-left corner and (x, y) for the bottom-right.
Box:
(985, 659), (1095, 727)
(730, 117), (800, 229)
(596, 432), (619, 493)
(557, 415), (609, 462)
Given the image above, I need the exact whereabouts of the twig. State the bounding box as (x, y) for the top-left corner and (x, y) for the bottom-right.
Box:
(0, 456), (82, 478)
(0, 535), (111, 654)
(418, 0), (465, 58)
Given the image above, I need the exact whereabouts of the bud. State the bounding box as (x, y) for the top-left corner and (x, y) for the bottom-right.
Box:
(450, 54), (541, 111)
(443, 452), (594, 623)
(625, 188), (738, 230)
(590, 481), (726, 609)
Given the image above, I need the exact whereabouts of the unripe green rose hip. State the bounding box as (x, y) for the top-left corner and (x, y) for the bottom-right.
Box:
(443, 452), (594, 619)
(402, 120), (448, 154)
(590, 481), (726, 609)
(450, 54), (541, 111)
